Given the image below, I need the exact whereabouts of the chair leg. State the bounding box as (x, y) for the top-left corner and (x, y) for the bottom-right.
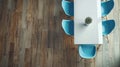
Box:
(97, 44), (101, 51)
(105, 36), (109, 43)
(80, 58), (94, 63)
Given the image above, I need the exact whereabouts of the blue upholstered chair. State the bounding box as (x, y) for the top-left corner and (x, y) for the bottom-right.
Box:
(102, 20), (115, 36)
(101, 0), (114, 16)
(62, 19), (74, 36)
(62, 0), (74, 16)
(78, 44), (96, 59)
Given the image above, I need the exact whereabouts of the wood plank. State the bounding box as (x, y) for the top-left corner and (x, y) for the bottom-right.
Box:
(0, 0), (120, 67)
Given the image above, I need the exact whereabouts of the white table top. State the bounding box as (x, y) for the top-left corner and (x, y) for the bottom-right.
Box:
(74, 0), (103, 44)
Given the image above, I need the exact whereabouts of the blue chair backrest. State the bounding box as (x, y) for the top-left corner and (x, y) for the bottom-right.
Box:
(102, 20), (115, 36)
(62, 0), (74, 16)
(62, 20), (74, 36)
(101, 0), (114, 16)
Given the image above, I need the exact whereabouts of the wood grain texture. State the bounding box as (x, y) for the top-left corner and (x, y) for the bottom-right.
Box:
(0, 0), (120, 67)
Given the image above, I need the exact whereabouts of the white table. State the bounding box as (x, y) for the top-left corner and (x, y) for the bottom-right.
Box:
(74, 0), (103, 44)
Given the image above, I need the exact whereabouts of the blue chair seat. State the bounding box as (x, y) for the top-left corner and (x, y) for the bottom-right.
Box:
(62, 0), (74, 16)
(78, 44), (96, 59)
(101, 0), (114, 16)
(62, 19), (74, 36)
(102, 20), (115, 36)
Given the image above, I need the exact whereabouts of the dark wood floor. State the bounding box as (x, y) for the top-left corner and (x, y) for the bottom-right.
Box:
(0, 0), (120, 67)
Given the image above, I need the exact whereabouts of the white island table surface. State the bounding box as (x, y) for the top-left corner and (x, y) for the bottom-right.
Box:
(74, 0), (103, 44)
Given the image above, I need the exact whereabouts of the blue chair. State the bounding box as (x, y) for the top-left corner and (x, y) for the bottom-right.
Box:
(102, 20), (115, 36)
(101, 0), (114, 16)
(62, 19), (74, 36)
(62, 0), (74, 16)
(78, 44), (96, 59)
